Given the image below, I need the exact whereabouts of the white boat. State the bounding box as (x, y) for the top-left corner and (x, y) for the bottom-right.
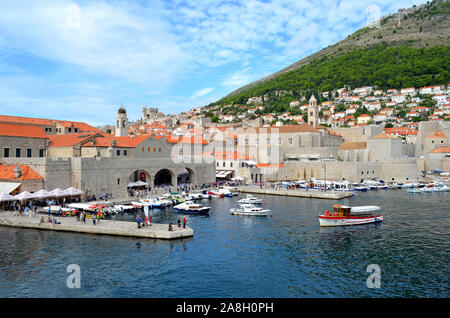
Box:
(318, 204), (383, 227)
(230, 203), (271, 216)
(237, 194), (263, 204)
(223, 186), (239, 196)
(113, 205), (136, 212)
(173, 200), (211, 215)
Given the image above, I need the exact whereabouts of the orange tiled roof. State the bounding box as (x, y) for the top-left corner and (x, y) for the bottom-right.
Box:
(48, 133), (99, 147)
(0, 115), (102, 134)
(255, 163), (285, 168)
(0, 165), (43, 181)
(0, 122), (48, 139)
(430, 147), (450, 154)
(427, 131), (447, 139)
(369, 133), (400, 140)
(81, 134), (152, 148)
(338, 142), (367, 150)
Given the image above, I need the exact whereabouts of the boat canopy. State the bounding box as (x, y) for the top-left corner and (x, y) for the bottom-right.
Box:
(350, 206), (381, 214)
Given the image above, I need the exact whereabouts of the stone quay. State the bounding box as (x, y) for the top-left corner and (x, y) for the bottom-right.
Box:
(238, 186), (353, 200)
(0, 212), (193, 240)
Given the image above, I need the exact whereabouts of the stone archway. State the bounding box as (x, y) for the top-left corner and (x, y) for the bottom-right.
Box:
(154, 168), (175, 186)
(129, 170), (151, 183)
(177, 167), (195, 185)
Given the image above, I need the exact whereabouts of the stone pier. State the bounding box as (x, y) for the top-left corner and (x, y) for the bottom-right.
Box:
(238, 186), (353, 200)
(0, 212), (193, 240)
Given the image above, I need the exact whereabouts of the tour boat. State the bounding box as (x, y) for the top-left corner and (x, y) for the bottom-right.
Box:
(237, 194), (263, 204)
(230, 203), (271, 217)
(173, 200), (211, 215)
(318, 204), (383, 227)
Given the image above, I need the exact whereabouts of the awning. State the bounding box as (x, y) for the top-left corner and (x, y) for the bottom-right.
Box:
(216, 170), (233, 178)
(0, 182), (21, 194)
(127, 181), (149, 187)
(244, 160), (257, 166)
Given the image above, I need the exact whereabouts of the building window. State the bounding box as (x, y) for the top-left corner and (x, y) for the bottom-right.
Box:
(217, 162), (219, 167)
(223, 162), (225, 167)
(124, 150), (127, 156)
(39, 149), (44, 157)
(289, 138), (293, 145)
(68, 128), (72, 132)
(230, 162), (233, 167)
(147, 147), (150, 152)
(153, 147), (156, 152)
(4, 148), (10, 157)
(159, 148), (161, 152)
(117, 150), (120, 156)
(141, 147), (145, 152)
(278, 138), (281, 145)
(245, 138), (249, 146)
(117, 178), (120, 185)
(255, 138), (258, 145)
(27, 149), (32, 157)
(266, 138), (270, 145)
(74, 128), (78, 132)
(16, 148), (21, 158)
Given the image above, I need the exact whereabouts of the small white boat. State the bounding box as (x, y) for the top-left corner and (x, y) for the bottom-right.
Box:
(173, 200), (211, 215)
(230, 203), (271, 216)
(237, 194), (263, 204)
(113, 205), (136, 212)
(218, 188), (233, 197)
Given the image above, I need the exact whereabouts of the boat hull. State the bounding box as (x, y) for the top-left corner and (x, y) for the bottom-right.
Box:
(230, 209), (270, 216)
(318, 215), (383, 227)
(173, 207), (210, 215)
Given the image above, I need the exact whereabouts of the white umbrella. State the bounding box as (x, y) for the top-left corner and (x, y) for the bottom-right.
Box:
(48, 188), (66, 197)
(63, 187), (84, 196)
(32, 189), (51, 200)
(0, 192), (16, 202)
(14, 191), (35, 201)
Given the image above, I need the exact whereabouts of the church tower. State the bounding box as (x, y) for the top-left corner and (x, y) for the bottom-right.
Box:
(308, 95), (318, 127)
(115, 106), (128, 137)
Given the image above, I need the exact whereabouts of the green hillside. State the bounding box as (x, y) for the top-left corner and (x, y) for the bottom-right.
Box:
(213, 44), (450, 107)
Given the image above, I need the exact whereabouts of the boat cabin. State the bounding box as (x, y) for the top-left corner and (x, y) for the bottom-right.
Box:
(323, 205), (351, 218)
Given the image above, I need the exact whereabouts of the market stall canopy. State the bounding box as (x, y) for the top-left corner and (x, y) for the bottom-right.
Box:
(127, 181), (148, 187)
(14, 191), (35, 201)
(216, 170), (233, 178)
(0, 182), (21, 194)
(32, 189), (51, 199)
(63, 187), (84, 196)
(48, 188), (66, 197)
(0, 192), (16, 202)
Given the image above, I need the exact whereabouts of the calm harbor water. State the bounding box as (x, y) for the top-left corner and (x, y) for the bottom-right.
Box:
(0, 190), (448, 298)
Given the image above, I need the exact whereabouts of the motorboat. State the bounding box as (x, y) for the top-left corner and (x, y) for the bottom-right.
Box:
(218, 188), (233, 197)
(237, 194), (263, 204)
(173, 201), (211, 215)
(407, 188), (421, 193)
(112, 205), (136, 213)
(318, 204), (383, 227)
(222, 186), (239, 196)
(354, 185), (369, 192)
(208, 189), (224, 198)
(230, 203), (271, 216)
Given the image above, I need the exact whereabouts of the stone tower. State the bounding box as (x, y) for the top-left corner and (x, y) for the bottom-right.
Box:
(115, 107), (128, 137)
(308, 94), (318, 127)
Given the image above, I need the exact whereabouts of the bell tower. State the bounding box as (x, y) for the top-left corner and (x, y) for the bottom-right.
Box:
(308, 95), (318, 127)
(115, 106), (128, 137)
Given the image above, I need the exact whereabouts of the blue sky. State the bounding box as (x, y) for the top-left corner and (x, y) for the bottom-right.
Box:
(0, 0), (424, 126)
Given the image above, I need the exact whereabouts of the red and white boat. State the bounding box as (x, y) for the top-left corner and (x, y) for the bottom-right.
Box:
(208, 189), (224, 198)
(318, 204), (383, 227)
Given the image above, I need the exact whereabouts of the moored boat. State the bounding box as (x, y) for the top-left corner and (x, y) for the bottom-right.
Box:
(237, 194), (263, 204)
(173, 200), (211, 215)
(230, 203), (271, 216)
(318, 204), (383, 227)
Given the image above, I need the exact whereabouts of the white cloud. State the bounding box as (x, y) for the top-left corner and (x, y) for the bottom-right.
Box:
(192, 87), (214, 98)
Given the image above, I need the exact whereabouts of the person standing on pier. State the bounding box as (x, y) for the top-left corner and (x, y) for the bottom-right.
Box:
(182, 216), (186, 229)
(136, 215), (141, 229)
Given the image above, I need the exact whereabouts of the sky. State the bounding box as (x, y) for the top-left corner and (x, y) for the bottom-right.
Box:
(0, 0), (425, 126)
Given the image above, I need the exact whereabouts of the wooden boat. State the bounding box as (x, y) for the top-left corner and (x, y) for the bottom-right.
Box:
(318, 204), (383, 227)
